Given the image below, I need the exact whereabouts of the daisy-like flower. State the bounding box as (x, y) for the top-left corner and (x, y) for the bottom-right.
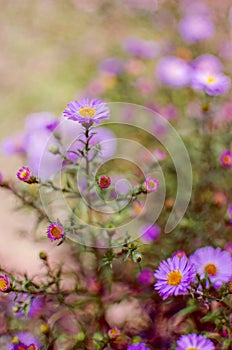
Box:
(192, 71), (231, 96)
(176, 333), (215, 350)
(0, 275), (10, 292)
(63, 98), (110, 126)
(98, 175), (111, 189)
(219, 150), (232, 168)
(47, 222), (65, 242)
(127, 343), (150, 350)
(154, 256), (196, 300)
(17, 167), (36, 184)
(144, 176), (159, 192)
(189, 246), (232, 289)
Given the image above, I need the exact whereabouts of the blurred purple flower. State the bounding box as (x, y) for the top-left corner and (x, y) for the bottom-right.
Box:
(189, 246), (232, 289)
(137, 268), (154, 285)
(123, 37), (160, 59)
(191, 54), (222, 73)
(1, 132), (27, 155)
(140, 224), (161, 243)
(154, 256), (196, 300)
(156, 56), (191, 88)
(63, 98), (110, 126)
(191, 71), (230, 96)
(25, 112), (59, 134)
(99, 57), (125, 75)
(127, 343), (150, 350)
(179, 15), (214, 42)
(176, 333), (215, 350)
(7, 332), (41, 350)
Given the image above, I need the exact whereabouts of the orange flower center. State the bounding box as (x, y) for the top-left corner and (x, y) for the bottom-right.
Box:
(21, 170), (29, 179)
(188, 348), (198, 350)
(167, 270), (182, 286)
(51, 226), (62, 238)
(223, 155), (232, 164)
(0, 278), (7, 291)
(79, 107), (96, 118)
(204, 263), (217, 276)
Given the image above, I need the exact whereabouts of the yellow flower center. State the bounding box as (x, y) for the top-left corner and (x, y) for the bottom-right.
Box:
(167, 270), (182, 286)
(79, 107), (96, 118)
(188, 348), (198, 350)
(223, 155), (232, 164)
(51, 226), (62, 238)
(0, 278), (7, 291)
(21, 170), (28, 179)
(148, 180), (156, 188)
(207, 76), (215, 84)
(204, 263), (217, 276)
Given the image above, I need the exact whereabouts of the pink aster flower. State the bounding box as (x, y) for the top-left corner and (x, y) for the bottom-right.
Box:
(176, 333), (215, 350)
(144, 176), (159, 192)
(108, 327), (121, 340)
(98, 175), (111, 189)
(189, 246), (232, 289)
(17, 167), (36, 183)
(192, 71), (231, 96)
(219, 150), (232, 168)
(63, 98), (110, 126)
(47, 222), (65, 242)
(154, 256), (196, 300)
(0, 275), (10, 292)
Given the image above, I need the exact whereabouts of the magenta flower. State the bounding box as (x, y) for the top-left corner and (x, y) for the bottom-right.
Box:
(137, 268), (154, 285)
(17, 167), (36, 184)
(13, 344), (38, 350)
(0, 275), (10, 292)
(156, 56), (191, 88)
(127, 343), (150, 350)
(140, 224), (161, 243)
(144, 176), (159, 192)
(191, 71), (231, 96)
(172, 250), (186, 259)
(189, 246), (232, 289)
(154, 256), (196, 300)
(176, 333), (215, 350)
(63, 98), (110, 126)
(9, 332), (41, 350)
(98, 175), (111, 189)
(47, 222), (65, 242)
(179, 15), (214, 42)
(219, 150), (232, 168)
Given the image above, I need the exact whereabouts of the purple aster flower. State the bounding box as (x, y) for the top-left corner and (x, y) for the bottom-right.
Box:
(8, 332), (40, 350)
(137, 268), (154, 285)
(0, 275), (10, 292)
(189, 246), (232, 289)
(123, 37), (160, 59)
(192, 54), (222, 73)
(140, 224), (161, 243)
(154, 256), (196, 300)
(219, 150), (232, 168)
(191, 71), (230, 96)
(99, 57), (125, 75)
(176, 333), (215, 350)
(127, 343), (150, 350)
(179, 15), (214, 42)
(63, 98), (110, 126)
(47, 222), (65, 242)
(156, 56), (191, 88)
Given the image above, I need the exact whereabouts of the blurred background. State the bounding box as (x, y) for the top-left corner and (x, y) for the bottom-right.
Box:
(0, 0), (232, 273)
